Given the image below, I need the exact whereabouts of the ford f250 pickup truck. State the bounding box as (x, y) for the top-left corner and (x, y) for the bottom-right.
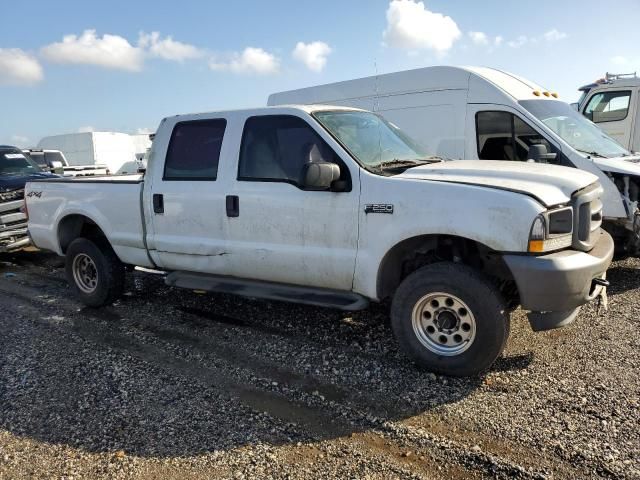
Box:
(25, 106), (614, 376)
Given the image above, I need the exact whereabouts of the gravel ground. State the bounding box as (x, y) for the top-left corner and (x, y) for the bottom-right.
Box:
(0, 249), (638, 479)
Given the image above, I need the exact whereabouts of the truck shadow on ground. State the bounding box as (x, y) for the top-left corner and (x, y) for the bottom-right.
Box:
(0, 253), (533, 458)
(605, 265), (640, 296)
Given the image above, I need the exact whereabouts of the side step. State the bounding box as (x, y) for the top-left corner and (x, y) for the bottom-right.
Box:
(165, 271), (370, 311)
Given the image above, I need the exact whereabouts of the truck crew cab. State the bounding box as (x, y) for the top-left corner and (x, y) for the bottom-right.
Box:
(25, 106), (613, 376)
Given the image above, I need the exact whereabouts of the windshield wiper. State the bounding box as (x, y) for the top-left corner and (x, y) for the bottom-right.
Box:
(377, 158), (440, 172)
(575, 149), (607, 158)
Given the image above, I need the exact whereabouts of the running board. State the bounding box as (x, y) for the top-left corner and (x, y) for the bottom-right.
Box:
(165, 271), (369, 311)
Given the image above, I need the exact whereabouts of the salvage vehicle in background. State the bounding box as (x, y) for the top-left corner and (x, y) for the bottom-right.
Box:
(574, 72), (640, 153)
(23, 149), (108, 177)
(0, 145), (57, 252)
(25, 106), (613, 376)
(37, 131), (150, 175)
(269, 66), (640, 256)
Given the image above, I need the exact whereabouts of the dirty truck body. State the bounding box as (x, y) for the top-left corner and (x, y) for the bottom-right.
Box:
(26, 106), (613, 376)
(269, 66), (640, 255)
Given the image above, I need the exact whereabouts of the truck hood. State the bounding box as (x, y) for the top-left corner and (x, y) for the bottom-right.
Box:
(397, 160), (598, 207)
(592, 155), (640, 176)
(0, 172), (57, 192)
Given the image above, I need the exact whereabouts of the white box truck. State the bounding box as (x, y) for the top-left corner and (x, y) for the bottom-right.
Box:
(574, 72), (640, 153)
(37, 132), (151, 175)
(269, 66), (640, 255)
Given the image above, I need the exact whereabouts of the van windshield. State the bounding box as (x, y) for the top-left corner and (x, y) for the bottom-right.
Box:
(313, 110), (437, 173)
(519, 99), (630, 158)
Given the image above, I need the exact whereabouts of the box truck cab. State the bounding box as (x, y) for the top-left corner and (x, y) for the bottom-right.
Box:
(269, 66), (640, 255)
(574, 72), (640, 153)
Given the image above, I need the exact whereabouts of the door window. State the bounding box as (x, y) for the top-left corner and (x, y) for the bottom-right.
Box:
(164, 119), (226, 180)
(476, 111), (556, 162)
(238, 115), (349, 189)
(584, 91), (631, 123)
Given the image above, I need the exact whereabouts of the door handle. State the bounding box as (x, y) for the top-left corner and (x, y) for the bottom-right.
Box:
(153, 193), (164, 214)
(226, 195), (239, 217)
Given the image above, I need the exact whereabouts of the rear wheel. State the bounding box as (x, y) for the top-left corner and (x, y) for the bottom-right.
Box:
(391, 262), (509, 377)
(65, 237), (125, 307)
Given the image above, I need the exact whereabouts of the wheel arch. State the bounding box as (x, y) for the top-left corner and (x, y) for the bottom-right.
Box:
(376, 233), (518, 305)
(57, 214), (110, 254)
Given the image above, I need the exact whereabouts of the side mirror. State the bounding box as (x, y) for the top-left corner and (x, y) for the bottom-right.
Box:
(301, 162), (340, 190)
(528, 144), (557, 163)
(50, 160), (64, 175)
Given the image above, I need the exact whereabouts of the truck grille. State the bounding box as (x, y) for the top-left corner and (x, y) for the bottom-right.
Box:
(0, 188), (29, 251)
(572, 183), (603, 252)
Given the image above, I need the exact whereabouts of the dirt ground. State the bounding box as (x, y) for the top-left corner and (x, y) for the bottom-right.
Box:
(0, 250), (638, 479)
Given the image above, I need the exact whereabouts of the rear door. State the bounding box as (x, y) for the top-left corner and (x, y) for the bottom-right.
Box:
(224, 113), (360, 290)
(582, 89), (634, 149)
(146, 116), (232, 274)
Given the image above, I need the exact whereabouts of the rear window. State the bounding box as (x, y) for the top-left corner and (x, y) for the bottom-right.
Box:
(26, 151), (47, 166)
(164, 119), (227, 180)
(44, 151), (65, 165)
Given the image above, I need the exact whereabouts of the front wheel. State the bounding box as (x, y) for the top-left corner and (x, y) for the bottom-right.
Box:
(391, 262), (509, 377)
(65, 237), (125, 307)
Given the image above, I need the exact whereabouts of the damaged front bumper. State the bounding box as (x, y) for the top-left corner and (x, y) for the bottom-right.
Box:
(503, 230), (614, 331)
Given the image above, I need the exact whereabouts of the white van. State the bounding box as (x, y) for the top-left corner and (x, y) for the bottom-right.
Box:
(574, 72), (640, 153)
(269, 66), (640, 255)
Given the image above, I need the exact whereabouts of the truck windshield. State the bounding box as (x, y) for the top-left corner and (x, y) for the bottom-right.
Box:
(519, 99), (630, 158)
(313, 110), (436, 172)
(0, 151), (42, 175)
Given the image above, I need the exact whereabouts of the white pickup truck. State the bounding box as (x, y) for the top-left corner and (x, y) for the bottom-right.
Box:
(25, 106), (614, 376)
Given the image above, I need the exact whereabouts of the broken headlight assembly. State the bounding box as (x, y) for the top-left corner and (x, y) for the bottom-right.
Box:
(528, 207), (573, 253)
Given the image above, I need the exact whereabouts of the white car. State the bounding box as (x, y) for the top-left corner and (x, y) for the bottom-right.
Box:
(25, 106), (613, 376)
(269, 66), (640, 256)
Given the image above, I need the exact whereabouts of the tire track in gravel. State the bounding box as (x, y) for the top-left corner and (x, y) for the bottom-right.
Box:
(0, 281), (355, 441)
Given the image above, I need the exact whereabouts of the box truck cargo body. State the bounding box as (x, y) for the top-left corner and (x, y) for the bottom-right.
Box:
(37, 132), (151, 175)
(269, 66), (640, 254)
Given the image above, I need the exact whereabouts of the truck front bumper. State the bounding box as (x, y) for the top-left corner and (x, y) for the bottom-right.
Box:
(503, 230), (614, 331)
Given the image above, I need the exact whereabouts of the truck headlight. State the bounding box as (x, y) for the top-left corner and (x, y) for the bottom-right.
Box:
(528, 207), (573, 253)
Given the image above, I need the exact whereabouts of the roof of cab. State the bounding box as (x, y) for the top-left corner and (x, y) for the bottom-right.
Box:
(163, 104), (365, 123)
(268, 65), (558, 106)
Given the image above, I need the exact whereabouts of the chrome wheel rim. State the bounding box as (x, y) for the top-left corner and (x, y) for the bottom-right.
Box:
(72, 253), (98, 294)
(411, 292), (476, 356)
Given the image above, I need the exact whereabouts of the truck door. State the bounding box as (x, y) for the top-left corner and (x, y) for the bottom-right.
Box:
(224, 114), (360, 290)
(146, 117), (231, 274)
(582, 89), (634, 149)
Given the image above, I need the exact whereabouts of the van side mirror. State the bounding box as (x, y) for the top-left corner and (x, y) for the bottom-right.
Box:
(528, 144), (557, 163)
(301, 162), (340, 190)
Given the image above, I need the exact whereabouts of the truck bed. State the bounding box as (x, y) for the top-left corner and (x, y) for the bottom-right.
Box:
(26, 176), (149, 266)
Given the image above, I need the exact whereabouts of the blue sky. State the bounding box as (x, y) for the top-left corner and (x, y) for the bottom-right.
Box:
(2, 0), (640, 146)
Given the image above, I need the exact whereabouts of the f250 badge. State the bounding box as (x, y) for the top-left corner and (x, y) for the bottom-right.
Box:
(365, 204), (394, 214)
(27, 191), (43, 198)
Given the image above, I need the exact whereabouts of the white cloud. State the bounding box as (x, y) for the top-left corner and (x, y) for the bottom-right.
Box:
(292, 41), (332, 72)
(543, 29), (568, 42)
(41, 30), (144, 71)
(135, 127), (154, 134)
(507, 35), (529, 48)
(10, 135), (29, 146)
(383, 0), (461, 54)
(611, 55), (631, 66)
(77, 126), (95, 133)
(494, 36), (503, 47)
(468, 31), (489, 46)
(138, 32), (204, 61)
(210, 47), (279, 75)
(0, 48), (43, 86)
